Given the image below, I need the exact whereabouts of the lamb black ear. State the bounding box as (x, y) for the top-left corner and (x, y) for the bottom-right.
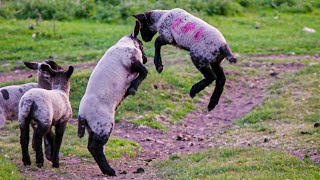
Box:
(133, 14), (145, 22)
(66, 66), (74, 78)
(131, 21), (140, 38)
(45, 60), (63, 70)
(40, 63), (55, 75)
(24, 62), (39, 70)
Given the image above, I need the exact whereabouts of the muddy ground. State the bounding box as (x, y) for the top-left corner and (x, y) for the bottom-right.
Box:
(1, 55), (315, 179)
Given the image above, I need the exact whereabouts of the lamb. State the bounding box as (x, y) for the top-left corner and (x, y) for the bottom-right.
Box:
(19, 64), (74, 168)
(0, 60), (62, 162)
(77, 21), (148, 176)
(134, 8), (237, 111)
(0, 60), (62, 128)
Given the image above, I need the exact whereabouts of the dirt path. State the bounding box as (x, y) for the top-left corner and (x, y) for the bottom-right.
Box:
(1, 54), (317, 84)
(1, 56), (307, 179)
(0, 62), (97, 83)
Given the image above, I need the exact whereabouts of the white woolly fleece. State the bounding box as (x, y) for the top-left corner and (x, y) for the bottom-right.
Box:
(78, 36), (144, 137)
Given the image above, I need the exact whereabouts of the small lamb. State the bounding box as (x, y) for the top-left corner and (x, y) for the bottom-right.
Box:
(19, 64), (74, 168)
(0, 60), (62, 162)
(0, 60), (62, 128)
(134, 8), (237, 111)
(77, 21), (148, 176)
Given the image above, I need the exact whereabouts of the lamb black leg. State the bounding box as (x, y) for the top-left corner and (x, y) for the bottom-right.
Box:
(34, 125), (48, 168)
(51, 123), (66, 168)
(44, 129), (55, 162)
(20, 119), (31, 166)
(88, 133), (116, 176)
(189, 58), (217, 98)
(125, 61), (148, 96)
(207, 63), (226, 111)
(154, 36), (167, 73)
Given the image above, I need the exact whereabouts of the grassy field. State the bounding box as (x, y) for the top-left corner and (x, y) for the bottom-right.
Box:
(0, 6), (319, 179)
(1, 10), (320, 72)
(156, 148), (320, 179)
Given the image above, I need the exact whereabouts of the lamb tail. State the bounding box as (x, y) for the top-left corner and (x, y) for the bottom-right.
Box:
(77, 116), (87, 138)
(220, 44), (237, 64)
(18, 99), (33, 128)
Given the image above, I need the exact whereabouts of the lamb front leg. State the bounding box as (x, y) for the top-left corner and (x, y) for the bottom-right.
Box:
(154, 36), (168, 73)
(125, 61), (148, 97)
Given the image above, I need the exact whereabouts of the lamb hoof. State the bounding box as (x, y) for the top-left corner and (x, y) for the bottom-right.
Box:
(45, 154), (52, 162)
(103, 168), (116, 176)
(228, 57), (237, 64)
(189, 85), (198, 98)
(36, 162), (43, 168)
(128, 88), (136, 96)
(207, 103), (217, 111)
(23, 159), (31, 166)
(52, 163), (59, 168)
(156, 66), (163, 73)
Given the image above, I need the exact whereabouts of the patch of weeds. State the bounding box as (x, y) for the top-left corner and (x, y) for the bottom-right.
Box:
(155, 147), (320, 179)
(0, 154), (20, 179)
(105, 138), (141, 159)
(129, 115), (167, 130)
(169, 154), (180, 160)
(305, 111), (320, 122)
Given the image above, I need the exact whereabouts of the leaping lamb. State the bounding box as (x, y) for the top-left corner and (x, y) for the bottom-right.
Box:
(77, 21), (148, 176)
(134, 8), (237, 111)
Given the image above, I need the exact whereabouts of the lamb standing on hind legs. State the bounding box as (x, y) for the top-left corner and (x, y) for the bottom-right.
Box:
(19, 64), (74, 168)
(134, 8), (237, 111)
(77, 21), (148, 176)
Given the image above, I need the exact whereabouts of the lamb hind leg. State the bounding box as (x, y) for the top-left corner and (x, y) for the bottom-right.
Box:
(189, 58), (217, 98)
(33, 124), (49, 168)
(20, 118), (31, 166)
(207, 63), (226, 111)
(154, 36), (168, 73)
(44, 129), (55, 162)
(88, 133), (116, 176)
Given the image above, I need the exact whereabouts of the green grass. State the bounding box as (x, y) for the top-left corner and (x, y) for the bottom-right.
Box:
(155, 147), (320, 179)
(0, 154), (20, 179)
(1, 11), (320, 72)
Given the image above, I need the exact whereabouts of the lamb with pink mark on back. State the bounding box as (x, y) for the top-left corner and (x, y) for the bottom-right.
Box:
(134, 8), (237, 111)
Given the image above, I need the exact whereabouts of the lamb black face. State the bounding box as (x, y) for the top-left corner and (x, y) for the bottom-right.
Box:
(140, 24), (157, 42)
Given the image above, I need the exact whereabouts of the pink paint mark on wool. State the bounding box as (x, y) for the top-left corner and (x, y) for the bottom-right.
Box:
(180, 22), (195, 34)
(194, 27), (204, 40)
(171, 18), (183, 33)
